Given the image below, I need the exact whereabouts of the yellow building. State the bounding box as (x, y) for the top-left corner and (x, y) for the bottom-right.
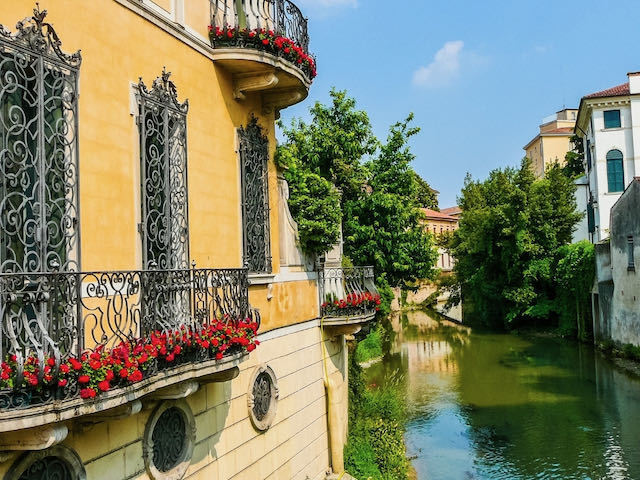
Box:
(0, 2), (375, 479)
(523, 108), (577, 178)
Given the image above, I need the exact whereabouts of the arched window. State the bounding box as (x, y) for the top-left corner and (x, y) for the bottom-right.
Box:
(0, 7), (81, 273)
(606, 149), (624, 193)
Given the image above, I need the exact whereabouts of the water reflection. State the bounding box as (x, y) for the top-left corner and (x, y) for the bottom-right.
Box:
(366, 310), (640, 480)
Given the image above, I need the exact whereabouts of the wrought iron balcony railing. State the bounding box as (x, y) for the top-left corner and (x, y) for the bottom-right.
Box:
(210, 0), (310, 54)
(318, 266), (380, 320)
(0, 267), (258, 410)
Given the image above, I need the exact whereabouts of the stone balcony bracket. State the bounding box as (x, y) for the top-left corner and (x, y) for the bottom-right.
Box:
(0, 424), (69, 452)
(234, 71), (279, 100)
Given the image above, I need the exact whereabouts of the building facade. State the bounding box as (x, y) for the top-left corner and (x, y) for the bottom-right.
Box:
(422, 208), (458, 271)
(575, 73), (640, 243)
(593, 178), (640, 348)
(0, 2), (376, 479)
(523, 108), (577, 178)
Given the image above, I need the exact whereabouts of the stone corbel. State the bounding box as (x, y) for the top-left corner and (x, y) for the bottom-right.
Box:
(262, 87), (306, 116)
(83, 400), (143, 424)
(0, 424), (68, 451)
(234, 71), (279, 100)
(324, 325), (362, 338)
(149, 380), (200, 400)
(199, 366), (240, 384)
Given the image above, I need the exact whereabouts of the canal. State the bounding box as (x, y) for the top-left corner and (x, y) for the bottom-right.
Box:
(365, 310), (640, 480)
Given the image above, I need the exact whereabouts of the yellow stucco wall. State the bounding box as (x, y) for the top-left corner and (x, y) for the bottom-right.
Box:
(0, 1), (313, 328)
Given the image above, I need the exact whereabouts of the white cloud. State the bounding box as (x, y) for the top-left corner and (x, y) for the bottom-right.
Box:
(413, 41), (465, 88)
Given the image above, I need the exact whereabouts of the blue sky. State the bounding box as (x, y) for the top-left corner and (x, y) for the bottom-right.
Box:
(281, 0), (640, 208)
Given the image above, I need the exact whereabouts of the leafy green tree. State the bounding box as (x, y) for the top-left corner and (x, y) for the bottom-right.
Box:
(413, 171), (439, 210)
(563, 134), (585, 179)
(278, 88), (377, 204)
(451, 159), (582, 329)
(344, 116), (438, 287)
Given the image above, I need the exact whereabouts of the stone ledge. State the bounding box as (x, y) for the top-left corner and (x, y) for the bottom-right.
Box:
(322, 312), (376, 336)
(0, 352), (246, 433)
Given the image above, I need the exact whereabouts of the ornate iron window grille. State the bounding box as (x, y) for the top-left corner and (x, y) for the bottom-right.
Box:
(0, 6), (81, 275)
(17, 456), (74, 480)
(138, 68), (190, 271)
(138, 70), (191, 332)
(251, 370), (272, 421)
(0, 6), (82, 397)
(239, 117), (272, 274)
(151, 406), (188, 473)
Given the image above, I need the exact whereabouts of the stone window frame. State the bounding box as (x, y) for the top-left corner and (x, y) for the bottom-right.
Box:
(143, 399), (196, 480)
(5, 445), (86, 480)
(247, 364), (279, 432)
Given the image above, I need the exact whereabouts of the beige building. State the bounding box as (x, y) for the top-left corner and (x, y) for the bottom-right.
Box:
(524, 108), (578, 178)
(423, 209), (458, 271)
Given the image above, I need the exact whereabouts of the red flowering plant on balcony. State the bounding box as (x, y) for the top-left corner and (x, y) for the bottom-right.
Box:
(0, 319), (259, 403)
(209, 26), (317, 79)
(321, 292), (381, 317)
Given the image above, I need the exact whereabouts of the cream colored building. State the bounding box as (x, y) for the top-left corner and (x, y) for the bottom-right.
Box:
(423, 208), (458, 271)
(524, 108), (578, 178)
(0, 2), (375, 479)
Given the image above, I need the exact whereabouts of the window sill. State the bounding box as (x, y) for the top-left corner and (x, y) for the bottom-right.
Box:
(601, 127), (624, 132)
(248, 273), (277, 285)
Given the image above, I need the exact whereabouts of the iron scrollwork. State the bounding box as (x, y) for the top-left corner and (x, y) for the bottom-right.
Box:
(138, 68), (190, 271)
(0, 5), (81, 275)
(151, 406), (188, 473)
(318, 266), (379, 318)
(239, 117), (272, 274)
(17, 456), (74, 480)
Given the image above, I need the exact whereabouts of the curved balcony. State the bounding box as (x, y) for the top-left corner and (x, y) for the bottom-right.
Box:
(0, 268), (259, 433)
(209, 0), (314, 113)
(318, 266), (380, 335)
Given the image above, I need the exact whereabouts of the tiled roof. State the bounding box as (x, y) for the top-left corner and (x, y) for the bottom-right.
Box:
(543, 127), (574, 135)
(584, 82), (630, 99)
(441, 206), (462, 216)
(422, 208), (457, 221)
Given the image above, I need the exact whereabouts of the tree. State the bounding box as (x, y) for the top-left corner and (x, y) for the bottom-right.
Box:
(278, 88), (377, 205)
(450, 159), (582, 329)
(563, 135), (585, 179)
(277, 89), (378, 256)
(412, 171), (439, 210)
(344, 115), (438, 287)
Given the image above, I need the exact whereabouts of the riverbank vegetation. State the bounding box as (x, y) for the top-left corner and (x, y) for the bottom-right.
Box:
(446, 159), (595, 338)
(345, 353), (410, 480)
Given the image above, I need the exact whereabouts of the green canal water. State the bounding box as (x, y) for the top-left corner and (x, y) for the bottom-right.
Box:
(365, 310), (640, 480)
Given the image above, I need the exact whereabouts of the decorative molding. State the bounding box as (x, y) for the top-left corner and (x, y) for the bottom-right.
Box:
(0, 424), (68, 451)
(143, 400), (196, 480)
(234, 71), (279, 100)
(4, 445), (86, 480)
(81, 400), (143, 424)
(247, 364), (279, 432)
(149, 381), (200, 400)
(262, 88), (306, 115)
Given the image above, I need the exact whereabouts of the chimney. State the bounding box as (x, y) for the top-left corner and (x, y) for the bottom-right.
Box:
(628, 71), (640, 94)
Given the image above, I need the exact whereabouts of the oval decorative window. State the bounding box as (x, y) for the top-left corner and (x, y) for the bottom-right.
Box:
(248, 364), (279, 431)
(6, 446), (85, 480)
(143, 400), (195, 480)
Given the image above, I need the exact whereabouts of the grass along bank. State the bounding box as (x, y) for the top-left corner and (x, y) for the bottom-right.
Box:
(345, 331), (410, 480)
